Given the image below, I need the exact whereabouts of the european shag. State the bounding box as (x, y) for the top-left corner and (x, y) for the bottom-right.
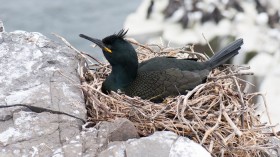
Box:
(79, 30), (243, 102)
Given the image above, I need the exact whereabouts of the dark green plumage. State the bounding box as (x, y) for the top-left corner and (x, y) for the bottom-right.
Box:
(79, 30), (243, 102)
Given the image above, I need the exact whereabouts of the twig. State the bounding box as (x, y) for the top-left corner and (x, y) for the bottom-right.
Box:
(229, 69), (246, 128)
(52, 33), (81, 54)
(202, 33), (214, 55)
(0, 104), (86, 123)
(200, 97), (222, 144)
(81, 51), (104, 65)
(255, 92), (280, 139)
(126, 38), (155, 54)
(220, 96), (243, 136)
(52, 33), (95, 65)
(208, 72), (254, 80)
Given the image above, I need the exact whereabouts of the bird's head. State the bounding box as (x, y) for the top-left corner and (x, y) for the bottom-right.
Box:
(79, 29), (138, 67)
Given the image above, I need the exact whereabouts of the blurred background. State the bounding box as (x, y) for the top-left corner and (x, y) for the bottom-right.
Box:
(1, 0), (280, 130)
(0, 0), (141, 59)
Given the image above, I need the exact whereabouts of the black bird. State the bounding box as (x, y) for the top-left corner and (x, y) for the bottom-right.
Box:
(179, 11), (189, 28)
(146, 0), (154, 19)
(79, 30), (243, 102)
(268, 10), (280, 28)
(163, 0), (182, 19)
(201, 6), (223, 24)
(255, 0), (266, 13)
(225, 0), (244, 12)
(212, 7), (223, 24)
(179, 1), (188, 29)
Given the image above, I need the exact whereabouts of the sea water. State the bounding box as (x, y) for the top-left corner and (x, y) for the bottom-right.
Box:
(0, 0), (141, 59)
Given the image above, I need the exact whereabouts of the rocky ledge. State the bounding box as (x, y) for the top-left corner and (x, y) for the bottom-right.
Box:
(0, 27), (87, 156)
(0, 22), (210, 157)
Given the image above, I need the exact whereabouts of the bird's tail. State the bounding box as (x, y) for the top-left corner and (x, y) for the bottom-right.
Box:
(206, 39), (243, 69)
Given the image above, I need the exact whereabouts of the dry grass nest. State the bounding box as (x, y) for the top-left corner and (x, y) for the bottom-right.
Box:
(55, 34), (279, 157)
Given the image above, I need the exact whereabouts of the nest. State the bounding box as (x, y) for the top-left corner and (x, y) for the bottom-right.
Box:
(55, 34), (279, 157)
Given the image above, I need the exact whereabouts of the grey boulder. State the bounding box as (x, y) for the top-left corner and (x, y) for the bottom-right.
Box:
(99, 131), (211, 157)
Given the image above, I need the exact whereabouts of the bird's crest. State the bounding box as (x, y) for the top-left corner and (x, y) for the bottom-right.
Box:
(115, 29), (128, 38)
(102, 29), (129, 44)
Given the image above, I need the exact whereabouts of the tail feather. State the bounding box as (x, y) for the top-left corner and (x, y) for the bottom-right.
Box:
(206, 39), (243, 69)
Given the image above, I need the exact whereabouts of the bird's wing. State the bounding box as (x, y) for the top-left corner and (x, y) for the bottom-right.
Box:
(124, 68), (210, 102)
(138, 57), (206, 72)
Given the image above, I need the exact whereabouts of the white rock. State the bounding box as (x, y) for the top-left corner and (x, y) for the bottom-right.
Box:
(248, 53), (273, 76)
(256, 13), (269, 26)
(258, 75), (280, 131)
(256, 52), (280, 131)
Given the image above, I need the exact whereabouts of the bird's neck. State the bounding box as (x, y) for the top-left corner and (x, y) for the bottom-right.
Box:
(103, 63), (138, 92)
(112, 63), (138, 81)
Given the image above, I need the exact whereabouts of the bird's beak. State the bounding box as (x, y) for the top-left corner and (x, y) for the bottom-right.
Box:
(79, 34), (112, 53)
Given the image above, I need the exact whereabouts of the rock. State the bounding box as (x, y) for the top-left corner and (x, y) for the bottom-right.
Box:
(0, 30), (86, 156)
(258, 74), (280, 132)
(95, 118), (139, 142)
(99, 131), (211, 157)
(248, 53), (273, 77)
(98, 141), (127, 157)
(109, 118), (139, 141)
(267, 137), (280, 157)
(80, 118), (139, 156)
(251, 52), (280, 132)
